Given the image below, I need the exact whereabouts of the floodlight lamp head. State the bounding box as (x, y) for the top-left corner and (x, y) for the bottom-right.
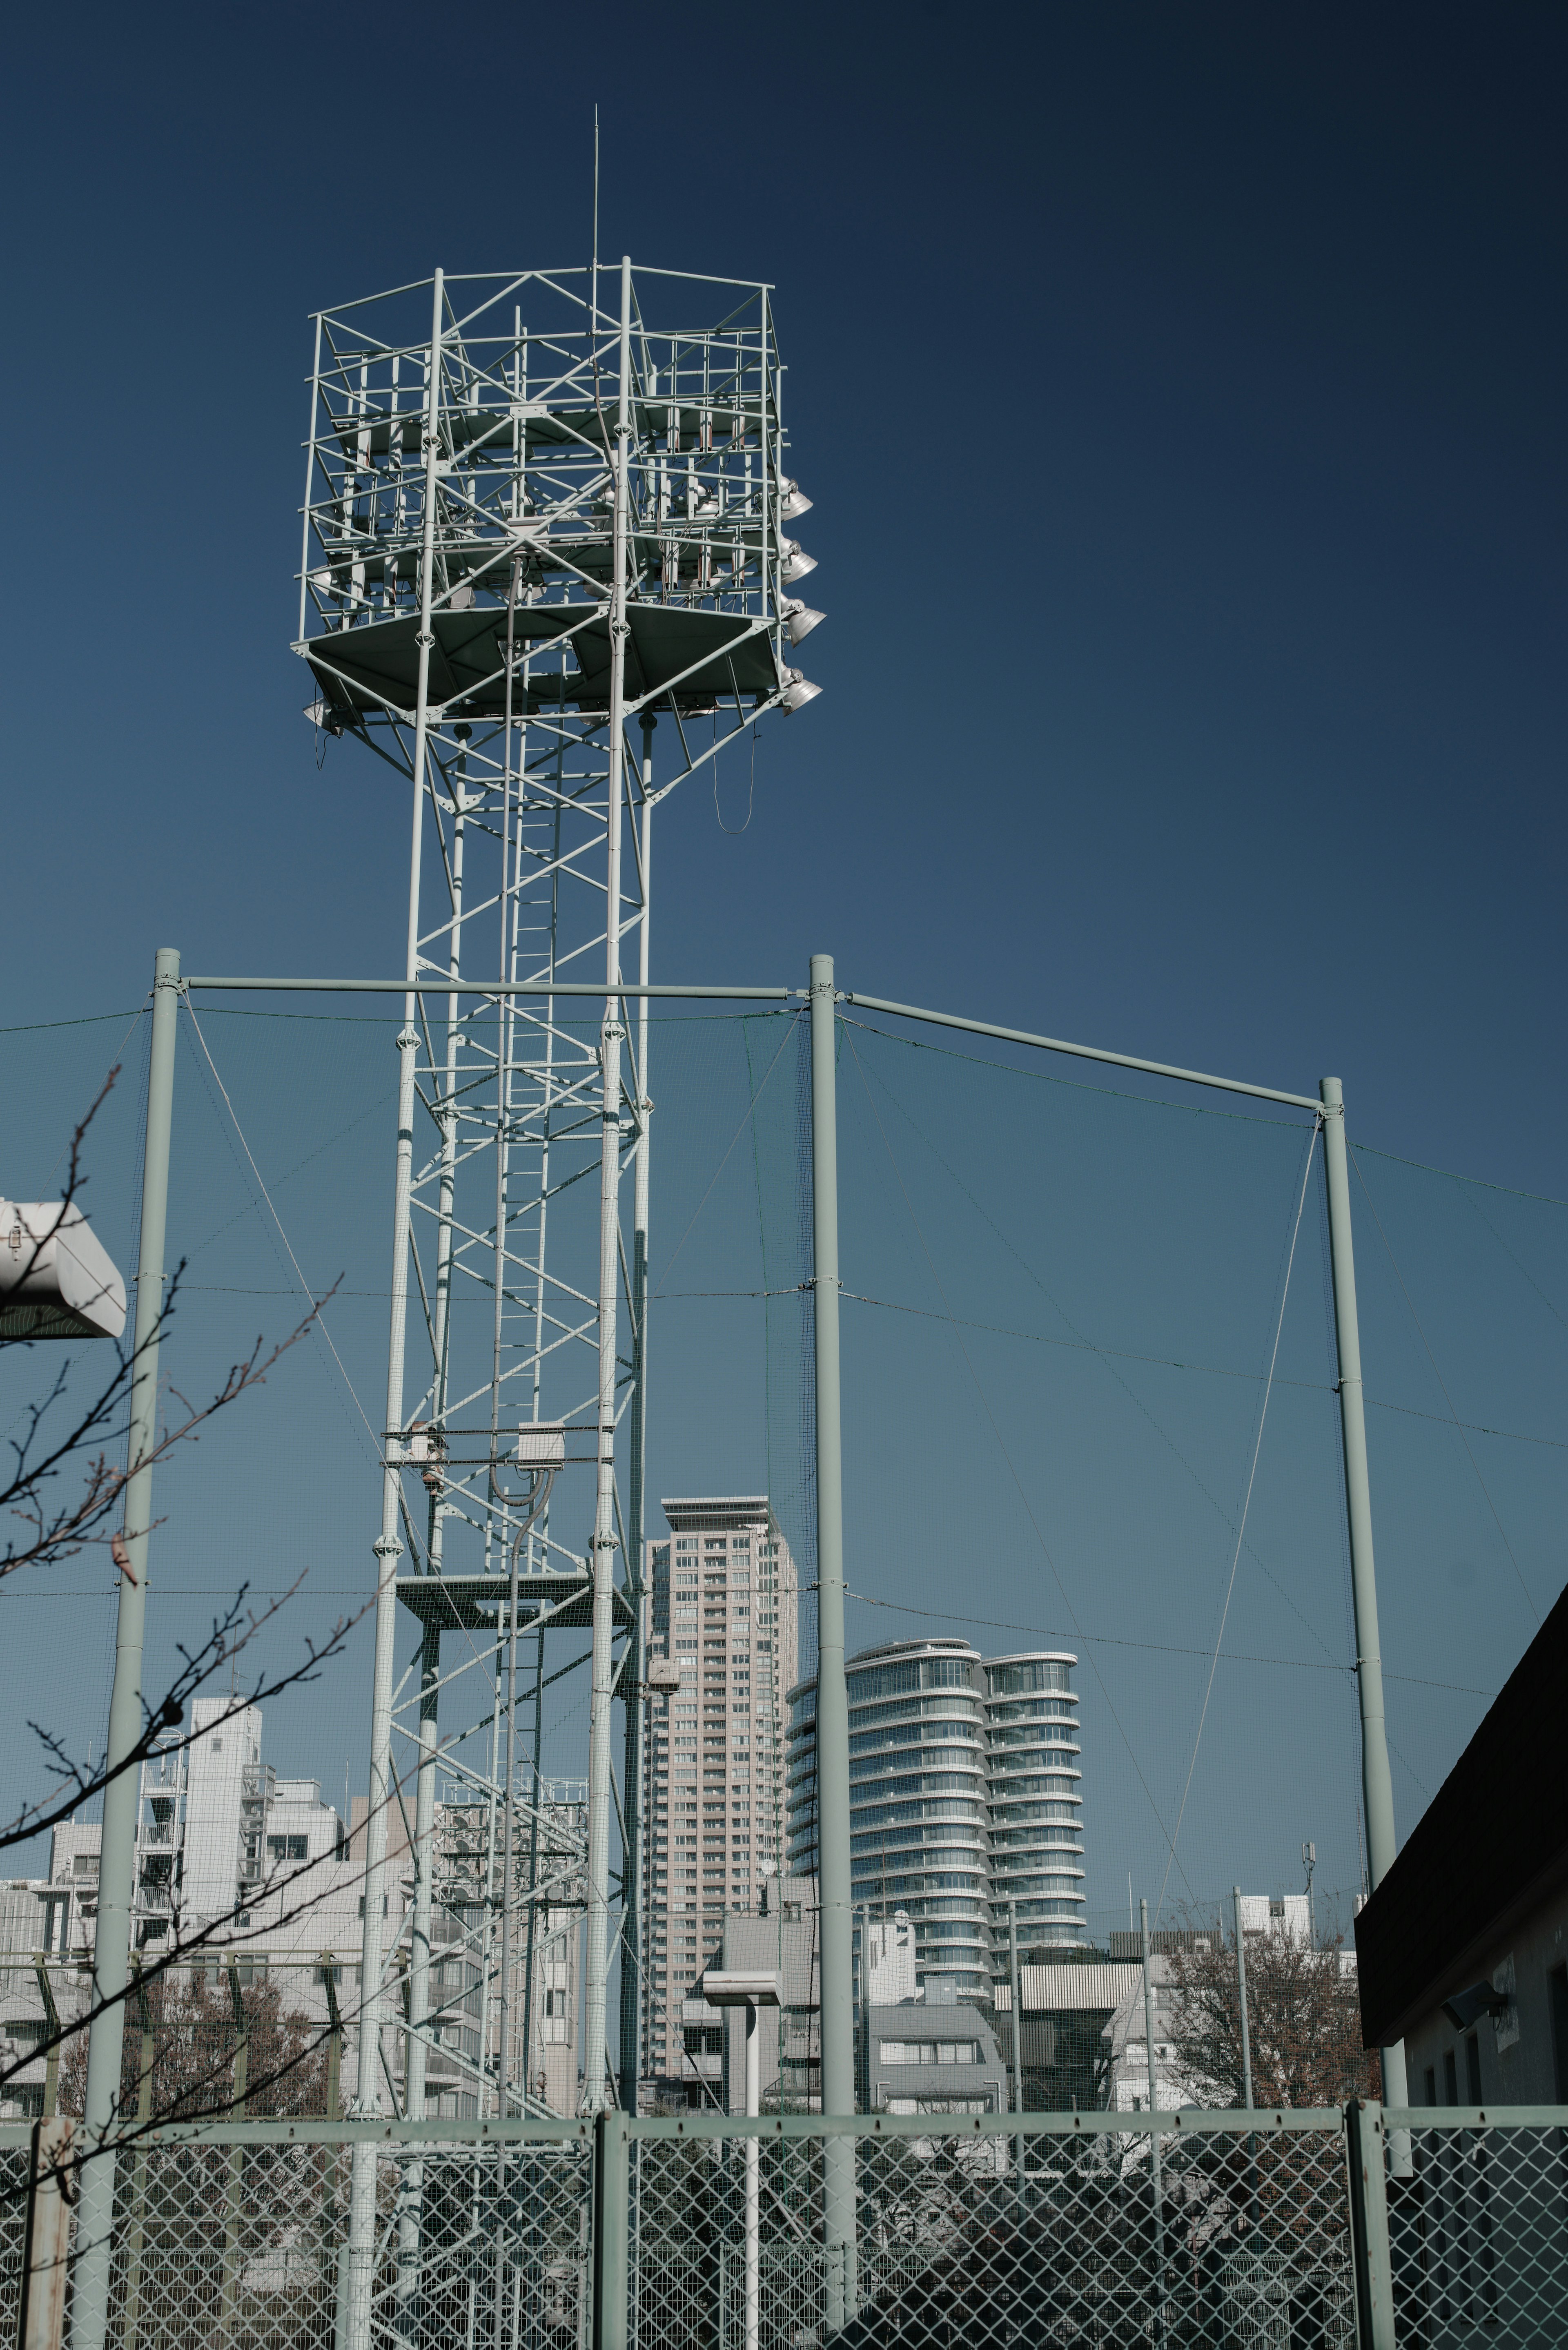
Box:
(646, 1657), (682, 1693)
(779, 479), (813, 520)
(701, 1968), (782, 2009)
(1442, 1981), (1511, 2032)
(781, 670), (822, 714)
(783, 600), (825, 646)
(780, 541), (817, 584)
(0, 1202), (127, 1342)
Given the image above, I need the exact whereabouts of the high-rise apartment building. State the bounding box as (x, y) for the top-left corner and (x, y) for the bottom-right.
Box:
(638, 1497), (799, 2094)
(786, 1639), (1085, 1996)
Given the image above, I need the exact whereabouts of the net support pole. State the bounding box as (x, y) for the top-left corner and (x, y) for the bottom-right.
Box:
(810, 951), (857, 2330)
(1140, 1900), (1167, 2350)
(1319, 1076), (1410, 2127)
(347, 264), (445, 2350)
(70, 946), (181, 2350)
(582, 254), (634, 2115)
(617, 719), (656, 2114)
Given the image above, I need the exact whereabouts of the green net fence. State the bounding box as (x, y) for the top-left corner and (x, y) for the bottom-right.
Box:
(1, 989), (1564, 2121)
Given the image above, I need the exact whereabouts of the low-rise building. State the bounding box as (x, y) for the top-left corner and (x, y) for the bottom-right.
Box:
(1356, 1579), (1568, 2107)
(862, 1984), (1006, 2116)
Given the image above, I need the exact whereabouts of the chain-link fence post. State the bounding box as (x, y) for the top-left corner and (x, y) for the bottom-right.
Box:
(1346, 2098), (1396, 2349)
(593, 2110), (630, 2350)
(18, 2118), (74, 2350)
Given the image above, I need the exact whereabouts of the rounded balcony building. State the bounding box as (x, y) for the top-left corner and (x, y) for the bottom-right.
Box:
(984, 1652), (1086, 1951)
(787, 1639), (993, 1998)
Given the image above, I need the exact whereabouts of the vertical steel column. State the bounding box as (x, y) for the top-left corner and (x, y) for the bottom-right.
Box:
(1346, 2100), (1396, 2350)
(1232, 1889), (1254, 2111)
(1234, 1888), (1260, 2231)
(347, 266), (445, 2350)
(618, 720), (655, 2113)
(71, 944), (181, 2350)
(810, 952), (857, 2330)
(592, 2109), (630, 2350)
(1319, 1077), (1410, 2114)
(19, 2118), (75, 2350)
(394, 1621), (439, 2350)
(582, 256), (634, 2113)
(1140, 1900), (1166, 2350)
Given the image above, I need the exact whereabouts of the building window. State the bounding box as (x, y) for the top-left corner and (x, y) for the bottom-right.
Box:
(877, 2040), (979, 2066)
(267, 1834), (309, 1863)
(1443, 2049), (1458, 2105)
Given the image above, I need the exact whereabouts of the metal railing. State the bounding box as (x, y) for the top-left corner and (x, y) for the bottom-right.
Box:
(3, 2103), (1566, 2349)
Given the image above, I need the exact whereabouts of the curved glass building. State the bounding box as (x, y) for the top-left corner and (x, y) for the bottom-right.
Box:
(984, 1652), (1086, 1950)
(787, 1638), (1085, 1997)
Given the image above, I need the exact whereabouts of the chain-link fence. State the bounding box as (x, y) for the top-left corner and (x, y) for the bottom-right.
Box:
(624, 2109), (1357, 2350)
(5, 2105), (1568, 2348)
(0, 2118), (595, 2350)
(1387, 2108), (1568, 2346)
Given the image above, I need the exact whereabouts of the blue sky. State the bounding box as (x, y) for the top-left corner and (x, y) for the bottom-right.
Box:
(2, 4), (1563, 1931)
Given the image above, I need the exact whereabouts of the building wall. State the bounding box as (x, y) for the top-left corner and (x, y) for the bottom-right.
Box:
(182, 1698), (264, 1927)
(639, 1498), (799, 2095)
(1403, 1882), (1568, 2110)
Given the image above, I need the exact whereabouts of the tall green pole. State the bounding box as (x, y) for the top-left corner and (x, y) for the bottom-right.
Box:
(618, 718), (655, 2114)
(1319, 1077), (1409, 2114)
(71, 945), (182, 2350)
(810, 953), (856, 2328)
(1140, 1899), (1166, 2349)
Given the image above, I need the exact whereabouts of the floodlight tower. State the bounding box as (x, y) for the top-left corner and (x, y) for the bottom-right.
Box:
(294, 260), (819, 2172)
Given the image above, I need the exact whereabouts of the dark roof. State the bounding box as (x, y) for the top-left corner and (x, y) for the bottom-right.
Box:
(1356, 1577), (1568, 2048)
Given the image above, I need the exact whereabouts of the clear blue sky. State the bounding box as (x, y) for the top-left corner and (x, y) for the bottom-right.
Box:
(3, 4), (1563, 1925)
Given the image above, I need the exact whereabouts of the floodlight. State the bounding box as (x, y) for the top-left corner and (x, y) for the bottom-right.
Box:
(1442, 1982), (1510, 2031)
(779, 480), (813, 520)
(646, 1657), (682, 1693)
(701, 1969), (782, 2009)
(780, 540), (817, 583)
(783, 600), (825, 646)
(0, 1203), (127, 1342)
(781, 671), (822, 714)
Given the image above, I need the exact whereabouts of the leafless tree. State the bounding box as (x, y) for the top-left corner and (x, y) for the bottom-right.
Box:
(0, 1082), (381, 2142)
(1166, 1922), (1379, 2109)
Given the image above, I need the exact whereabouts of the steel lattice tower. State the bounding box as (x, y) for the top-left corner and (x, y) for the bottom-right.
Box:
(294, 257), (819, 2185)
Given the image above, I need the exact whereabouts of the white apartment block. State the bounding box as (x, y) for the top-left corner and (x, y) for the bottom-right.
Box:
(637, 1497), (799, 2098)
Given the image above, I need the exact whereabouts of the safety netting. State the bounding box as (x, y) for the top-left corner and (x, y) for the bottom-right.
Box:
(1, 987), (1563, 2115)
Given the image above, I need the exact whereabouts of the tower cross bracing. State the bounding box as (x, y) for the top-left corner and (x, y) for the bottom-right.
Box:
(293, 257), (819, 2181)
